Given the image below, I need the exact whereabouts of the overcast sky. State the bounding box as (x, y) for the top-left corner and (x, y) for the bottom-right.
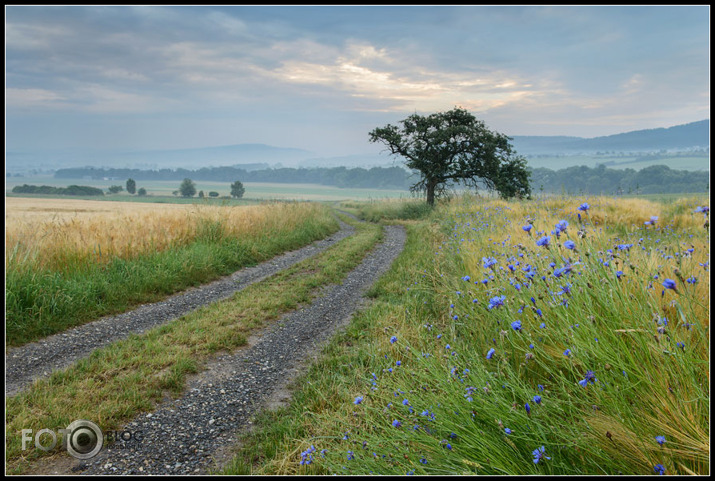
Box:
(5, 5), (710, 158)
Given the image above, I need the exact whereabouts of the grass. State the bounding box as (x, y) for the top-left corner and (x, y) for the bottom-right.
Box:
(5, 199), (339, 346)
(219, 194), (709, 476)
(5, 213), (384, 475)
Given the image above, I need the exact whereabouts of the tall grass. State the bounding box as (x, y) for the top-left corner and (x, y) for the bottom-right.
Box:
(224, 194), (709, 476)
(6, 200), (339, 346)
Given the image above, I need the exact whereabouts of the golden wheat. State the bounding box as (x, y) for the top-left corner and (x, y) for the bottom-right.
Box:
(6, 197), (326, 272)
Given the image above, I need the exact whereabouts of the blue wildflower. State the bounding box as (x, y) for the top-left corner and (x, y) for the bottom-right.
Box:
(486, 348), (495, 359)
(533, 395), (542, 404)
(564, 349), (571, 357)
(578, 203), (590, 211)
(563, 240), (576, 250)
(390, 336), (397, 344)
(511, 320), (522, 331)
(532, 446), (550, 464)
(536, 235), (551, 247)
(655, 435), (666, 446)
(354, 396), (363, 405)
(662, 279), (677, 291)
(392, 419), (402, 428)
(654, 464), (665, 475)
(488, 295), (506, 310)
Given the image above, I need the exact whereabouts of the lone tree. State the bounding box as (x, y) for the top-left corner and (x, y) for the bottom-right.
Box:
(126, 178), (136, 195)
(369, 107), (531, 205)
(179, 178), (197, 197)
(230, 180), (245, 199)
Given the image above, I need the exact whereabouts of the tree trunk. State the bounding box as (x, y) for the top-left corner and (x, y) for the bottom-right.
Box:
(426, 179), (437, 206)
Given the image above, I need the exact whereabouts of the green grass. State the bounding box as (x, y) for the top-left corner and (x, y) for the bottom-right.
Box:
(5, 213), (384, 474)
(219, 196), (709, 476)
(5, 205), (339, 347)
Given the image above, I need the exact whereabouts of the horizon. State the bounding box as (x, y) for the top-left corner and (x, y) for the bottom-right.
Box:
(6, 5), (710, 160)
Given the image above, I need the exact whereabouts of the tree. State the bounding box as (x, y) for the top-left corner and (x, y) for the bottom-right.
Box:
(137, 187), (147, 196)
(198, 190), (204, 198)
(108, 185), (123, 194)
(179, 178), (196, 197)
(208, 191), (219, 198)
(369, 107), (531, 205)
(230, 180), (245, 198)
(126, 178), (136, 195)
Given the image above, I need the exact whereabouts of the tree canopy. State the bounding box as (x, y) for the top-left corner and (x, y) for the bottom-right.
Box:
(179, 178), (197, 197)
(369, 107), (531, 204)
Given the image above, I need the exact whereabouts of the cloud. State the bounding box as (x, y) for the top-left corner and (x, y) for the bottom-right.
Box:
(6, 88), (68, 108)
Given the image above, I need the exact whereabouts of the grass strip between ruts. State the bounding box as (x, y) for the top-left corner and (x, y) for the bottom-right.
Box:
(5, 214), (382, 475)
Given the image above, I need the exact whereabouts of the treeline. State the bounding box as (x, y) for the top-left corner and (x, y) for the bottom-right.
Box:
(529, 164), (709, 195)
(11, 184), (104, 196)
(51, 164), (709, 196)
(54, 166), (416, 190)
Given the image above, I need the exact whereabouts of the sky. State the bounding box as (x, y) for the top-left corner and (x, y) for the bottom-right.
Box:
(5, 5), (711, 158)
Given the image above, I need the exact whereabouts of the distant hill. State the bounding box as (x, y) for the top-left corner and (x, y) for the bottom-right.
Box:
(511, 120), (709, 155)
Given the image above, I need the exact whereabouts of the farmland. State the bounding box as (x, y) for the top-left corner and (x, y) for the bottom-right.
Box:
(5, 175), (413, 202)
(5, 196), (339, 346)
(4, 192), (710, 475)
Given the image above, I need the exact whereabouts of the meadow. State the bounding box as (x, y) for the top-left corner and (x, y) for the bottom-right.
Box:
(222, 194), (710, 476)
(5, 196), (339, 346)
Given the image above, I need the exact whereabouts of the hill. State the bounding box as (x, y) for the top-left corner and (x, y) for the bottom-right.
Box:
(511, 119), (709, 154)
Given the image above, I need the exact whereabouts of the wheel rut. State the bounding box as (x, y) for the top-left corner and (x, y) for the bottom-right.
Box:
(12, 214), (406, 476)
(5, 218), (354, 398)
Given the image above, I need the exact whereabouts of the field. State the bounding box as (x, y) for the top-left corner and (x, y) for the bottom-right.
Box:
(221, 194), (710, 476)
(5, 196), (339, 346)
(5, 175), (412, 202)
(4, 192), (710, 475)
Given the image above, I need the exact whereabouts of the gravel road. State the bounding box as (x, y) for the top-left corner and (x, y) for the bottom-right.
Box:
(59, 224), (405, 475)
(5, 219), (355, 398)
(11, 213), (407, 475)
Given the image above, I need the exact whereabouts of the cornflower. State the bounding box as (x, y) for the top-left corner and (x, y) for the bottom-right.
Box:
(486, 348), (495, 359)
(536, 235), (551, 247)
(532, 446), (550, 464)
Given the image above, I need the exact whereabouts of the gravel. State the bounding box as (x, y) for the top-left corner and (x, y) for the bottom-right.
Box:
(5, 219), (355, 398)
(71, 224), (406, 475)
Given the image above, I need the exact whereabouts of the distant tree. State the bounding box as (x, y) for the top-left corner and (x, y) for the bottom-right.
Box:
(230, 180), (245, 198)
(198, 190), (204, 198)
(137, 187), (147, 196)
(126, 178), (136, 194)
(172, 190), (179, 196)
(108, 185), (123, 194)
(369, 107), (531, 205)
(179, 178), (197, 197)
(208, 191), (219, 198)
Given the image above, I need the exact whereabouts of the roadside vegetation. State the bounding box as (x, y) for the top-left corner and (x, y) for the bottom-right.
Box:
(222, 194), (709, 476)
(5, 214), (383, 474)
(5, 200), (339, 346)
